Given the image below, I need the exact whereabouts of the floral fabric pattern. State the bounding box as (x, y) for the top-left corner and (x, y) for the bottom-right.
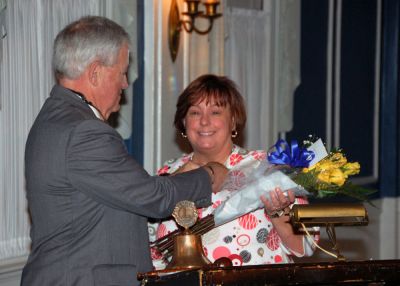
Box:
(149, 145), (319, 269)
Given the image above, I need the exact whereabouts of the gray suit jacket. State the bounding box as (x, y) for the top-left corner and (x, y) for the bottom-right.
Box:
(21, 85), (212, 286)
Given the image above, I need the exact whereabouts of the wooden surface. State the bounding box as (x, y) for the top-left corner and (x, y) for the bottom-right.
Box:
(138, 259), (400, 285)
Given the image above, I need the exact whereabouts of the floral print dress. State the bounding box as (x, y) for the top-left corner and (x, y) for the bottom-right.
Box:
(148, 145), (319, 269)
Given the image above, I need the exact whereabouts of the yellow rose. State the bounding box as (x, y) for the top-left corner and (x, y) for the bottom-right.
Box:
(317, 169), (346, 186)
(342, 162), (360, 176)
(317, 170), (331, 184)
(328, 169), (346, 186)
(303, 164), (316, 173)
(330, 152), (347, 167)
(315, 160), (335, 172)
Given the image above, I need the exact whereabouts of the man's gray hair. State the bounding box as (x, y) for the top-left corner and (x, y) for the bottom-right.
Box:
(52, 16), (130, 80)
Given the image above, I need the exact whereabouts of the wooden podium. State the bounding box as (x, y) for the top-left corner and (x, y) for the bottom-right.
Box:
(138, 260), (400, 285)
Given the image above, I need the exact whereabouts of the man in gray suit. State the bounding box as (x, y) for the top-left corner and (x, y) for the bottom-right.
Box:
(21, 16), (227, 286)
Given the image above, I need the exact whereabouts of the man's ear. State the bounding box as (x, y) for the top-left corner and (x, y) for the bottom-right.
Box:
(87, 61), (101, 86)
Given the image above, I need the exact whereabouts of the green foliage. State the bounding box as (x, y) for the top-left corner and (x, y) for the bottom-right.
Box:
(292, 169), (377, 202)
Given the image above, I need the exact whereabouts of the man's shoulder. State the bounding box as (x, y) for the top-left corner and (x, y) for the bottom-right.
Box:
(27, 95), (110, 148)
(35, 87), (99, 126)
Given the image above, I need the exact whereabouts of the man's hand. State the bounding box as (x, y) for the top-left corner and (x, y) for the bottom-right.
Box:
(172, 161), (200, 174)
(203, 162), (228, 193)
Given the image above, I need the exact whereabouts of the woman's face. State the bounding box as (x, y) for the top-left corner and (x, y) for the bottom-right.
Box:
(184, 97), (234, 157)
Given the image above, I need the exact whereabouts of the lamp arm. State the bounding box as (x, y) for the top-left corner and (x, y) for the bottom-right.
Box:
(180, 18), (214, 35)
(192, 18), (214, 35)
(180, 19), (194, 33)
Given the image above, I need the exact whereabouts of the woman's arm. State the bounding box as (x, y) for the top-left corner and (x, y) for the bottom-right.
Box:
(261, 188), (304, 255)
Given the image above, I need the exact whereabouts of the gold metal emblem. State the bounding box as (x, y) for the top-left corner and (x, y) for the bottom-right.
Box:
(172, 200), (198, 229)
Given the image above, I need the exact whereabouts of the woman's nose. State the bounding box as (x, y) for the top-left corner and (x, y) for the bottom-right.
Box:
(200, 114), (210, 125)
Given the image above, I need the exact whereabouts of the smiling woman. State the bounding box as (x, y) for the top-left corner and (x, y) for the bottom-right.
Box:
(149, 74), (319, 269)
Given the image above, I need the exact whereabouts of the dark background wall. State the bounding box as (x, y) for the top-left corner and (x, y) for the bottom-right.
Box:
(288, 0), (400, 199)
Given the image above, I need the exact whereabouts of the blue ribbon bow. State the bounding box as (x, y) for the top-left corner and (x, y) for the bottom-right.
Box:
(267, 139), (315, 168)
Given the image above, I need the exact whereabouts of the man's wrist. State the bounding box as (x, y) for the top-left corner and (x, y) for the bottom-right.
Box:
(204, 165), (215, 185)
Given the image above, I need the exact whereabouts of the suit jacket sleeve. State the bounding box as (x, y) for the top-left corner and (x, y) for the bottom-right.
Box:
(66, 120), (212, 218)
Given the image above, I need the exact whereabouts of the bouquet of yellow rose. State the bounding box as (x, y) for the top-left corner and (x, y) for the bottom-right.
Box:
(266, 137), (376, 201)
(292, 148), (375, 201)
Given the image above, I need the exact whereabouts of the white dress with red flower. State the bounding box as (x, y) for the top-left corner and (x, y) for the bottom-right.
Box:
(148, 145), (319, 269)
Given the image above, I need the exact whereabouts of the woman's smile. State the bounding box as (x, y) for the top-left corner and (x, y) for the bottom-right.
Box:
(198, 131), (215, 136)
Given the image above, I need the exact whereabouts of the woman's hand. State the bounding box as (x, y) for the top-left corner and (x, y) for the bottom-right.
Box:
(261, 188), (295, 218)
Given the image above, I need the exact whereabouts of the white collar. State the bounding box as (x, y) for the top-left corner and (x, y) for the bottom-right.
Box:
(74, 94), (104, 121)
(87, 104), (104, 121)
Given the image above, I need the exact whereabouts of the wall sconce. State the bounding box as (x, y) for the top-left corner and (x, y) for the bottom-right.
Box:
(169, 0), (222, 62)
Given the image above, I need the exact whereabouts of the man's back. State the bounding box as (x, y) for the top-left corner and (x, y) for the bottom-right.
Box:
(22, 85), (151, 285)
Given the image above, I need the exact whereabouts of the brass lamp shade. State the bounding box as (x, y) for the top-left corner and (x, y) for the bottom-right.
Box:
(290, 203), (369, 227)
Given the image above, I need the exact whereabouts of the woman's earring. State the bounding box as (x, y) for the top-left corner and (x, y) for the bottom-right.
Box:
(231, 130), (238, 138)
(181, 130), (188, 138)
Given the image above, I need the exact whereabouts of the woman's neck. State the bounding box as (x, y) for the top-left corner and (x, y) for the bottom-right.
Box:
(191, 144), (234, 166)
